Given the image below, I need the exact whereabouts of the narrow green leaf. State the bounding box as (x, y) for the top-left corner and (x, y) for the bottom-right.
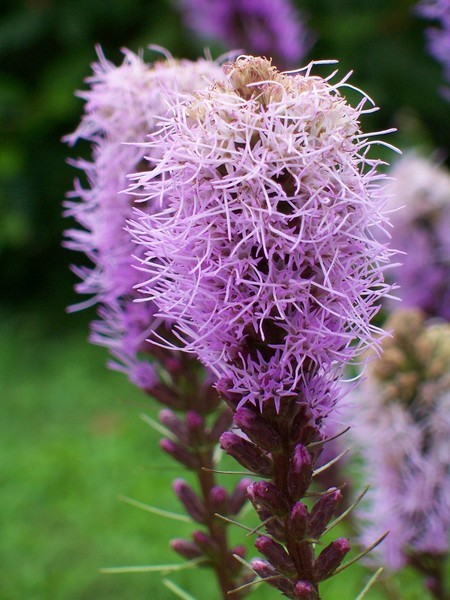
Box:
(201, 467), (254, 476)
(312, 447), (350, 477)
(355, 568), (384, 600)
(322, 485), (370, 536)
(214, 512), (254, 532)
(307, 426), (351, 449)
(140, 413), (173, 439)
(100, 557), (205, 574)
(163, 578), (198, 600)
(327, 531), (389, 579)
(118, 495), (192, 523)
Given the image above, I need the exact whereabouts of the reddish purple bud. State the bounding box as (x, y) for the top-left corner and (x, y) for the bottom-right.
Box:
(229, 545), (246, 575)
(255, 535), (296, 576)
(160, 438), (200, 469)
(150, 383), (185, 410)
(229, 478), (252, 515)
(247, 481), (290, 516)
(208, 407), (233, 442)
(209, 486), (229, 514)
(159, 409), (189, 445)
(313, 538), (350, 582)
(192, 530), (220, 558)
(287, 502), (309, 541)
(220, 431), (274, 477)
(287, 444), (313, 500)
(308, 489), (343, 539)
(251, 559), (295, 598)
(170, 538), (202, 560)
(293, 580), (318, 600)
(185, 410), (205, 445)
(173, 479), (206, 523)
(234, 407), (283, 452)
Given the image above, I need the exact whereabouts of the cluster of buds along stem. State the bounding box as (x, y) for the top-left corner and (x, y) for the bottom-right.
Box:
(220, 397), (350, 599)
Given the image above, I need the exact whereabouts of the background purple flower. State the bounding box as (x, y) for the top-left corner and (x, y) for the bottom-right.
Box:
(130, 56), (394, 417)
(351, 309), (450, 571)
(175, 0), (312, 68)
(383, 154), (450, 320)
(418, 0), (450, 98)
(64, 48), (224, 387)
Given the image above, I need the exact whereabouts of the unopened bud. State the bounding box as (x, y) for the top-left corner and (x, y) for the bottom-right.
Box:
(209, 486), (229, 514)
(208, 407), (233, 442)
(308, 489), (342, 539)
(173, 479), (206, 523)
(255, 535), (296, 576)
(170, 538), (202, 560)
(248, 481), (290, 516)
(313, 538), (350, 581)
(159, 409), (189, 445)
(192, 530), (219, 558)
(234, 407), (282, 452)
(251, 559), (295, 597)
(288, 444), (313, 500)
(220, 432), (273, 477)
(293, 580), (318, 600)
(186, 410), (205, 445)
(229, 478), (252, 515)
(160, 438), (200, 470)
(287, 502), (309, 541)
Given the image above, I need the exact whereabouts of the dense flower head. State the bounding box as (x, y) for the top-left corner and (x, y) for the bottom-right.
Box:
(175, 0), (312, 68)
(418, 0), (450, 97)
(130, 56), (394, 413)
(64, 48), (224, 385)
(352, 309), (450, 569)
(383, 154), (450, 320)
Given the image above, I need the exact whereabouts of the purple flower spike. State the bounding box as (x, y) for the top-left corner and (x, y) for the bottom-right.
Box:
(287, 444), (313, 501)
(307, 489), (343, 539)
(352, 310), (450, 574)
(175, 0), (313, 68)
(173, 479), (206, 523)
(247, 481), (290, 516)
(255, 535), (296, 576)
(131, 55), (395, 418)
(220, 431), (274, 477)
(287, 502), (309, 541)
(382, 154), (450, 319)
(65, 48), (224, 387)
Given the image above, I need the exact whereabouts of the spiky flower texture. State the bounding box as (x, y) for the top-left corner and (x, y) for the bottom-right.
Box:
(353, 310), (450, 597)
(64, 48), (224, 386)
(132, 56), (393, 418)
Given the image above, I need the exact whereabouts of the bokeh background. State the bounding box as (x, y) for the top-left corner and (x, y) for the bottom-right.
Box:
(1, 0), (449, 598)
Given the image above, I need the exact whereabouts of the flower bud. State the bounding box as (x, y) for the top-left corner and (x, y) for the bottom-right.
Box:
(255, 535), (296, 576)
(159, 409), (189, 445)
(293, 580), (318, 600)
(186, 410), (205, 445)
(208, 407), (234, 442)
(234, 407), (283, 451)
(209, 486), (229, 514)
(308, 489), (342, 539)
(220, 431), (273, 477)
(251, 559), (295, 598)
(313, 538), (350, 581)
(229, 478), (252, 515)
(160, 438), (200, 470)
(287, 444), (313, 500)
(173, 479), (206, 523)
(287, 502), (309, 541)
(247, 481), (290, 516)
(170, 538), (202, 560)
(192, 530), (219, 558)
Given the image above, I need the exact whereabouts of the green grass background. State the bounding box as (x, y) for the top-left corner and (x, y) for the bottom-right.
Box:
(0, 309), (440, 600)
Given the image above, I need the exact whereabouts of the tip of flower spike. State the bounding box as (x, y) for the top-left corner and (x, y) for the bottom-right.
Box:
(224, 55), (282, 102)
